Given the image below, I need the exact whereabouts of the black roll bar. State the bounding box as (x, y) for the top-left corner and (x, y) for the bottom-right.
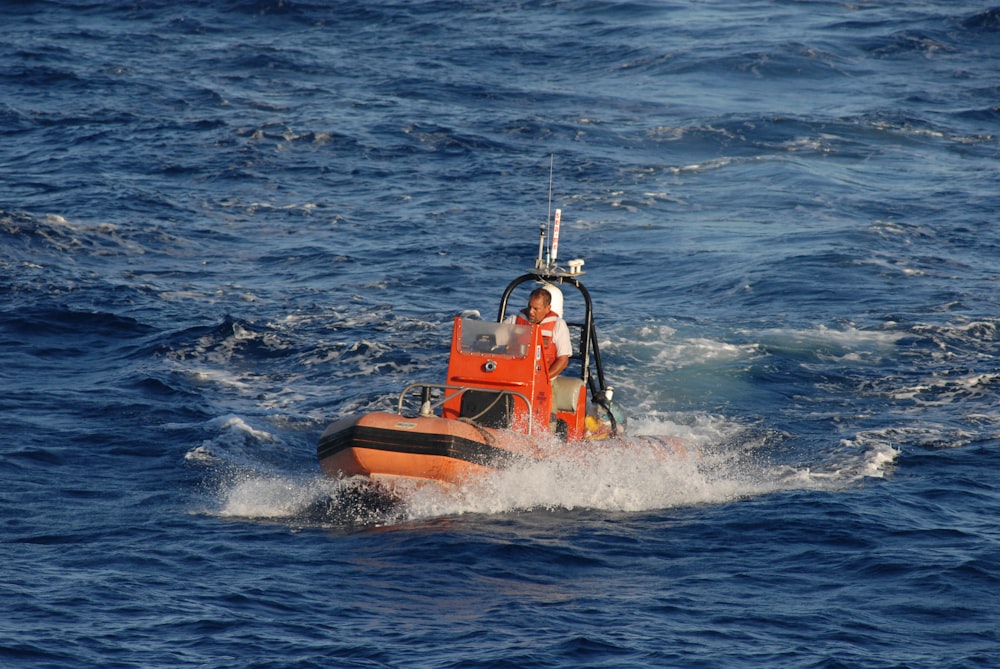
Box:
(496, 272), (607, 398)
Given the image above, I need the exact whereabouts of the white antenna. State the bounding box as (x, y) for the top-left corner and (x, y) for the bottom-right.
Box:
(551, 208), (561, 264)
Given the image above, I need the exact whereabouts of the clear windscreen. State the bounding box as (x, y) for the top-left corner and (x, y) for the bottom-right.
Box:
(459, 318), (531, 357)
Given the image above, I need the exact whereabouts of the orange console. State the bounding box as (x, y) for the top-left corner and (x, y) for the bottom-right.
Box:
(440, 317), (553, 435)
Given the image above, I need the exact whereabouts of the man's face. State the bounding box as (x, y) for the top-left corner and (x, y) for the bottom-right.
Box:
(526, 294), (550, 324)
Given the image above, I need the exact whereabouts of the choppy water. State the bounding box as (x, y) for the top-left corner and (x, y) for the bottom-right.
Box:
(3, 1), (999, 667)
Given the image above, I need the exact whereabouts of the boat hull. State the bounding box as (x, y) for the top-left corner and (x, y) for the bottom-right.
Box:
(317, 412), (537, 486)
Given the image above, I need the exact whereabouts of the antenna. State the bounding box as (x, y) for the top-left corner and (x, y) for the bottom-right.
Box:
(535, 155), (581, 276)
(546, 155), (554, 234)
(537, 155), (554, 270)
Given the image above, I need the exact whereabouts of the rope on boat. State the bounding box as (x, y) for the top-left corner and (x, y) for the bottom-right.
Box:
(455, 391), (513, 446)
(458, 416), (497, 446)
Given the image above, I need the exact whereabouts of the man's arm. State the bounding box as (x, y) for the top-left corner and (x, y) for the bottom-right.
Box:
(549, 319), (573, 379)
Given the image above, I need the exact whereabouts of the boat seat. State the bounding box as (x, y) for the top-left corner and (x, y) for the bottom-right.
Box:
(552, 377), (585, 413)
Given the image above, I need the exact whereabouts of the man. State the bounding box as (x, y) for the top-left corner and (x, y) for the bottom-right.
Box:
(507, 286), (572, 380)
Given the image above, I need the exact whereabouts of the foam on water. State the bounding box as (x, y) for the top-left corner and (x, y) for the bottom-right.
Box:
(754, 323), (904, 348)
(607, 324), (757, 371)
(195, 408), (897, 529)
(214, 474), (336, 520)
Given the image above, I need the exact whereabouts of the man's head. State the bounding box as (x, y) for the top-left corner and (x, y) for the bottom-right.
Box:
(525, 287), (552, 324)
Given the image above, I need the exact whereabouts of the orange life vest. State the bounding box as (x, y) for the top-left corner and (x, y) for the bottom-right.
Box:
(516, 309), (560, 367)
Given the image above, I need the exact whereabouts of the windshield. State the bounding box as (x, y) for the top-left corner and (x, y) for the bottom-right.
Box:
(459, 318), (531, 358)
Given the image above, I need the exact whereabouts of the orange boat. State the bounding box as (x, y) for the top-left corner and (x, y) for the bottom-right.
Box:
(318, 213), (630, 488)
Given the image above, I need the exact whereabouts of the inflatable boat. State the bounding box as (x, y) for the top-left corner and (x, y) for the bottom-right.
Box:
(318, 211), (647, 488)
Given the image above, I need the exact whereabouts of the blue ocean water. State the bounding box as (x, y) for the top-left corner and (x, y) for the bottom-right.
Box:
(3, 1), (999, 666)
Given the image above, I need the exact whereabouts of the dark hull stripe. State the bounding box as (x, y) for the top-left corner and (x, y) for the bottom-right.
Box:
(317, 424), (518, 468)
